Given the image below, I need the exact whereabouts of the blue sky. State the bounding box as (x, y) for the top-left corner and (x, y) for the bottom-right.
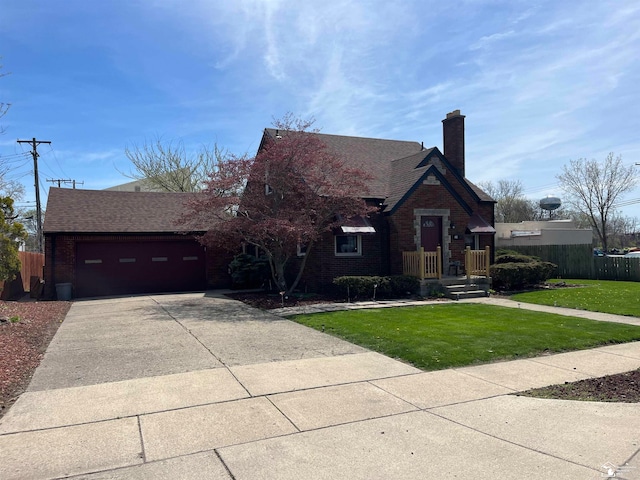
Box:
(1, 0), (639, 217)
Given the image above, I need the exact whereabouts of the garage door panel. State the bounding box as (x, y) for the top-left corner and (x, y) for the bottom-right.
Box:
(75, 241), (206, 298)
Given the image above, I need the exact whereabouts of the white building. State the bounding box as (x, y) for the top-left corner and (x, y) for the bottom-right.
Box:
(495, 219), (593, 247)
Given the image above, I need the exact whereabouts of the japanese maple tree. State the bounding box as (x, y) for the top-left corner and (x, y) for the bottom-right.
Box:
(185, 115), (374, 293)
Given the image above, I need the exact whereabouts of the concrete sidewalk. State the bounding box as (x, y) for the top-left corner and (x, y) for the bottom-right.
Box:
(270, 295), (640, 326)
(0, 292), (639, 479)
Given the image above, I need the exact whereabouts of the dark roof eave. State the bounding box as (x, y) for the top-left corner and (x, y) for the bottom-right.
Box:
(44, 230), (206, 235)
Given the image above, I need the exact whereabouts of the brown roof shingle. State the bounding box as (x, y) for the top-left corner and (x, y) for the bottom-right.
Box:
(264, 128), (423, 198)
(262, 129), (494, 206)
(43, 188), (204, 234)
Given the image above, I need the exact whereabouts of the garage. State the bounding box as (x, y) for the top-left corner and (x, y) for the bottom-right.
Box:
(75, 240), (206, 298)
(43, 188), (231, 299)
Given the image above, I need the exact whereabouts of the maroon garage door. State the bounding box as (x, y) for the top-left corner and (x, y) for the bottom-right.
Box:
(75, 241), (206, 298)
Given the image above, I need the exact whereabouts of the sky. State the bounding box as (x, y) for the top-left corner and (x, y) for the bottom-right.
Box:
(1, 0), (639, 218)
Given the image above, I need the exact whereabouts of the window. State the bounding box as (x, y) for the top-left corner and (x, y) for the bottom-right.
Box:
(464, 234), (479, 250)
(335, 235), (362, 256)
(297, 243), (308, 257)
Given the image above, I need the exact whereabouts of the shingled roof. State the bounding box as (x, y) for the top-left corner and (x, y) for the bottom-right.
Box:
(263, 128), (424, 199)
(262, 128), (493, 208)
(43, 188), (204, 234)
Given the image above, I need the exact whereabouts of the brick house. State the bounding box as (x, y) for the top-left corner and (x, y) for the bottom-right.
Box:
(259, 110), (496, 291)
(43, 110), (494, 299)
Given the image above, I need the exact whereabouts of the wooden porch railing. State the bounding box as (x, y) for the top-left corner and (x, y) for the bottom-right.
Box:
(465, 246), (491, 279)
(402, 246), (442, 280)
(402, 246), (491, 281)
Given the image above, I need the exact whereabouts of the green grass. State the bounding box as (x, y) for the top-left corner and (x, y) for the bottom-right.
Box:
(291, 304), (640, 371)
(510, 279), (640, 317)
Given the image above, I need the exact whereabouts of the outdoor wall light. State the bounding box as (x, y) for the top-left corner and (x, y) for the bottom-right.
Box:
(450, 222), (456, 230)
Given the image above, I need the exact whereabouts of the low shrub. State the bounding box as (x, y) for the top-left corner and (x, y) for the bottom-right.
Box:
(388, 275), (421, 296)
(493, 253), (540, 264)
(228, 253), (269, 289)
(491, 260), (557, 291)
(333, 276), (384, 299)
(333, 275), (419, 300)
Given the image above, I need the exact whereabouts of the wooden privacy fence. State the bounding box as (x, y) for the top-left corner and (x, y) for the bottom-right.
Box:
(403, 246), (442, 280)
(592, 256), (640, 281)
(500, 244), (640, 281)
(0, 251), (45, 299)
(19, 251), (45, 290)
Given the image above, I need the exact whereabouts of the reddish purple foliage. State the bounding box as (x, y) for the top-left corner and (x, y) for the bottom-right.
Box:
(184, 115), (375, 292)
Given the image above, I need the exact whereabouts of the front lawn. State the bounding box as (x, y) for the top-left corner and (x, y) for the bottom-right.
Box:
(291, 304), (640, 371)
(510, 279), (640, 317)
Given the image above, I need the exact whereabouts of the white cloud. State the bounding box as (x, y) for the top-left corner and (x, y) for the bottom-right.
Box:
(469, 30), (516, 51)
(47, 148), (122, 165)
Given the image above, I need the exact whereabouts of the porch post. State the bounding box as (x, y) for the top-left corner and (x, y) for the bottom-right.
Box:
(436, 246), (442, 279)
(465, 246), (471, 280)
(485, 246), (491, 277)
(419, 246), (425, 280)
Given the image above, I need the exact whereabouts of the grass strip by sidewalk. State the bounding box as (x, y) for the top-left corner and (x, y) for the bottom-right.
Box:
(510, 279), (640, 317)
(291, 304), (640, 371)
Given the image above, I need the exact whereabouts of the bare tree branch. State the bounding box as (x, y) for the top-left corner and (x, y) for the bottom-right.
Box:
(479, 179), (539, 223)
(557, 153), (637, 251)
(123, 137), (230, 192)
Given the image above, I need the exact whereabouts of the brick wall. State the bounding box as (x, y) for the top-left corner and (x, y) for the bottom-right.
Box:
(297, 211), (389, 292)
(388, 175), (495, 274)
(295, 177), (495, 291)
(205, 247), (234, 289)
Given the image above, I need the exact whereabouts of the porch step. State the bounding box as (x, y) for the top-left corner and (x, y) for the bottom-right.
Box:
(444, 284), (489, 300)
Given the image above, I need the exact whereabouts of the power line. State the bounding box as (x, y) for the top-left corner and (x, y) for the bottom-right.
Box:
(614, 198), (640, 208)
(0, 152), (31, 161)
(45, 144), (69, 179)
(523, 182), (561, 195)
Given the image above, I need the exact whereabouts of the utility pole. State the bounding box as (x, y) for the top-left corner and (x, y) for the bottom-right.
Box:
(47, 178), (71, 188)
(17, 137), (51, 253)
(47, 178), (84, 190)
(47, 179), (83, 189)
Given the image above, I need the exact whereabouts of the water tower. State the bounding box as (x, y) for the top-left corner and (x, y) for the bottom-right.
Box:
(539, 195), (561, 219)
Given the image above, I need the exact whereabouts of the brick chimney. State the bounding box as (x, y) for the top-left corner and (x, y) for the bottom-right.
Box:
(442, 109), (465, 177)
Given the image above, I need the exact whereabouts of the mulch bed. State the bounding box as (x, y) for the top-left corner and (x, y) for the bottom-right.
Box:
(225, 291), (349, 310)
(520, 369), (640, 403)
(0, 300), (70, 418)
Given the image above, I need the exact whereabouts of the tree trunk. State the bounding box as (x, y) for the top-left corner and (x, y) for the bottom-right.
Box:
(272, 255), (288, 292)
(287, 241), (314, 294)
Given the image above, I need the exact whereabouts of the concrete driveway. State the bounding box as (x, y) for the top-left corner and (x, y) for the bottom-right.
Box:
(1, 292), (639, 479)
(26, 292), (368, 391)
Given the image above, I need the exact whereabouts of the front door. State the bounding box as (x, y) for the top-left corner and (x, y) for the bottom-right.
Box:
(420, 216), (442, 251)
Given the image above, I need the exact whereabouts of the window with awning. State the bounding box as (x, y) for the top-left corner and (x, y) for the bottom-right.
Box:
(335, 215), (376, 234)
